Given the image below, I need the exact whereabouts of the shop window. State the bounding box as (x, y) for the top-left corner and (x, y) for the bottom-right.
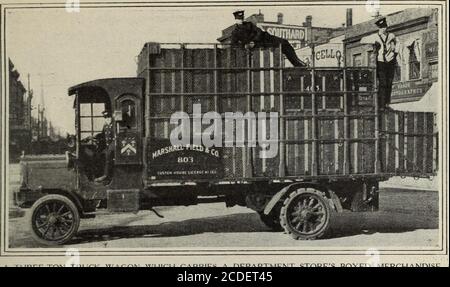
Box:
(408, 41), (421, 80)
(352, 53), (362, 67)
(367, 50), (374, 67)
(393, 61), (401, 82)
(429, 62), (438, 79)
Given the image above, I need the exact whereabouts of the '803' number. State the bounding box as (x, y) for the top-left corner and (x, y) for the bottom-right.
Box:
(177, 157), (194, 163)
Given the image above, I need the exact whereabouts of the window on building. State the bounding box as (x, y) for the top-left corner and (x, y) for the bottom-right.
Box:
(352, 53), (362, 67)
(408, 41), (421, 80)
(367, 50), (373, 67)
(393, 61), (401, 82)
(429, 62), (438, 79)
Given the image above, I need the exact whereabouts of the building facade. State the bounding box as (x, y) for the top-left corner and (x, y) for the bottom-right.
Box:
(9, 59), (32, 161)
(296, 34), (345, 67)
(344, 8), (439, 104)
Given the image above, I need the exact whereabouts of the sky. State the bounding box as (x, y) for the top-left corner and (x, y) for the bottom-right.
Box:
(5, 1), (423, 134)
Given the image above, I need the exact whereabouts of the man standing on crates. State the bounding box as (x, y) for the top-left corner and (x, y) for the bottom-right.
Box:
(361, 16), (400, 109)
(230, 10), (306, 67)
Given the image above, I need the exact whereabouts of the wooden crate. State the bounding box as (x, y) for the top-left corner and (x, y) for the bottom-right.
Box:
(137, 43), (437, 182)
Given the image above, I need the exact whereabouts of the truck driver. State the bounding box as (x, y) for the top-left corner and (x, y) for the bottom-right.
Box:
(95, 110), (115, 184)
(230, 10), (306, 67)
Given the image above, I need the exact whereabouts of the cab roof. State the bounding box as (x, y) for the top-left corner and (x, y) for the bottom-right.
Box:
(68, 77), (144, 99)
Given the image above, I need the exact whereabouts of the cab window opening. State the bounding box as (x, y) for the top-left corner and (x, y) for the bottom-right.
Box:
(117, 97), (138, 130)
(80, 102), (108, 141)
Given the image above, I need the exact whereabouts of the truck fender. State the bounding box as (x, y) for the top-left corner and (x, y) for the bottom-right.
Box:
(263, 183), (343, 215)
(42, 189), (84, 214)
(263, 184), (292, 215)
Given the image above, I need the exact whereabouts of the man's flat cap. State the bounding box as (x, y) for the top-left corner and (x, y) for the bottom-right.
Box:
(375, 17), (388, 28)
(233, 10), (245, 20)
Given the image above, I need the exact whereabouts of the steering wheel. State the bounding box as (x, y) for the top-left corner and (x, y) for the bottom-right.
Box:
(79, 136), (100, 159)
(80, 136), (99, 147)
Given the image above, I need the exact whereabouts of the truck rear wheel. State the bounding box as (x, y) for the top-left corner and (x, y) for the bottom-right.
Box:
(280, 188), (332, 240)
(29, 194), (80, 246)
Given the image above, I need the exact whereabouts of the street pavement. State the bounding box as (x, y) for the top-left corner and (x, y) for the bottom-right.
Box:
(7, 164), (440, 249)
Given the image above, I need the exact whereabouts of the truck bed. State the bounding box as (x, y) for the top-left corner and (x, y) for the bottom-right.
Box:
(137, 43), (437, 184)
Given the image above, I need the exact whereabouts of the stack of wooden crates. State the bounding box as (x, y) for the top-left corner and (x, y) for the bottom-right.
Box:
(137, 43), (437, 181)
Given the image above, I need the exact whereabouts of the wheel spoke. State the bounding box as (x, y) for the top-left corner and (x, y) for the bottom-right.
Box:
(306, 222), (313, 233)
(51, 226), (57, 239)
(38, 215), (48, 221)
(43, 225), (51, 236)
(302, 222), (308, 233)
(60, 211), (72, 218)
(309, 222), (319, 232)
(55, 225), (65, 237)
(302, 199), (308, 207)
(60, 219), (73, 228)
(291, 210), (301, 217)
(36, 221), (49, 229)
(60, 217), (73, 223)
(57, 205), (65, 215)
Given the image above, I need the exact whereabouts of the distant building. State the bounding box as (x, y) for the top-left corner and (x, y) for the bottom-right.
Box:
(296, 34), (346, 67)
(9, 59), (31, 161)
(218, 11), (343, 51)
(344, 8), (439, 105)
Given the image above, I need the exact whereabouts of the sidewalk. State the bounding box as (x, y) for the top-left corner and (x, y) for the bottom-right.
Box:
(9, 164), (24, 218)
(380, 176), (439, 191)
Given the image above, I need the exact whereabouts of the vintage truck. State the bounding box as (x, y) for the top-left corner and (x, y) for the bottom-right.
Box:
(15, 43), (438, 245)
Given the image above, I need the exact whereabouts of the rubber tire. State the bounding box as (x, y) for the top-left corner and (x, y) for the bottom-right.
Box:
(29, 194), (80, 246)
(279, 188), (333, 240)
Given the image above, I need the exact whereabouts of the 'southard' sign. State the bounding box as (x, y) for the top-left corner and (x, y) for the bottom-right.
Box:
(259, 24), (307, 41)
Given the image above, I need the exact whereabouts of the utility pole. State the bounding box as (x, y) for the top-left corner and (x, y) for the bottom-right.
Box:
(37, 103), (40, 141)
(311, 29), (315, 68)
(27, 74), (33, 153)
(40, 76), (45, 139)
(37, 72), (55, 141)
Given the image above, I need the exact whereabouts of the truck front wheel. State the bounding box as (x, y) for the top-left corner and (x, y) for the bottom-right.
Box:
(280, 188), (333, 240)
(29, 194), (80, 246)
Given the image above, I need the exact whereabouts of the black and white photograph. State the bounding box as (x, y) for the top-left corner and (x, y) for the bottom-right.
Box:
(0, 0), (447, 267)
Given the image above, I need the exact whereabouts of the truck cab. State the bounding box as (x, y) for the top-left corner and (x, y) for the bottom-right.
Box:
(16, 78), (145, 245)
(69, 78), (144, 189)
